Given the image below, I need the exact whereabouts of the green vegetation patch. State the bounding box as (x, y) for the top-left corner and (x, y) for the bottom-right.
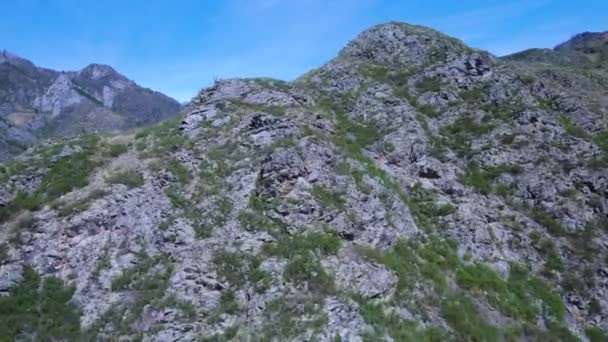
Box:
(558, 114), (587, 138)
(135, 116), (187, 156)
(364, 236), (570, 339)
(89, 253), (174, 339)
(106, 169), (144, 189)
(415, 77), (443, 93)
(310, 185), (346, 210)
(258, 296), (328, 340)
(53, 189), (109, 217)
(0, 266), (81, 341)
(263, 231), (341, 295)
(354, 295), (449, 341)
(0, 135), (101, 223)
(212, 249), (271, 292)
(461, 162), (523, 195)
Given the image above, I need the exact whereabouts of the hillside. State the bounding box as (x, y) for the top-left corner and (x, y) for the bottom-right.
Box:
(0, 51), (181, 159)
(0, 22), (607, 341)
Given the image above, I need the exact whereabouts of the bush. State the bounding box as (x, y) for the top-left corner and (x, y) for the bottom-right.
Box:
(0, 266), (81, 340)
(441, 294), (500, 341)
(311, 185), (346, 210)
(461, 163), (522, 195)
(558, 115), (587, 138)
(415, 77), (442, 93)
(104, 142), (128, 158)
(530, 208), (566, 236)
(168, 159), (190, 184)
(106, 169), (144, 188)
(460, 87), (486, 103)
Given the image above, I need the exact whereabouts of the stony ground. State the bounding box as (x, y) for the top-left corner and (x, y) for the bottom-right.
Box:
(1, 22), (608, 341)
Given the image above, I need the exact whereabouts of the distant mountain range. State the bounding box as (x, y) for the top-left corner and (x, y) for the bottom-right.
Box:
(0, 50), (181, 159)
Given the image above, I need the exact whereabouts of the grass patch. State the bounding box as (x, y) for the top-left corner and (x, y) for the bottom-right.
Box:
(0, 136), (101, 223)
(354, 295), (448, 341)
(168, 158), (190, 184)
(310, 185), (346, 210)
(53, 189), (109, 217)
(558, 114), (587, 138)
(263, 231), (340, 295)
(88, 255), (173, 339)
(212, 250), (271, 292)
(258, 296), (328, 340)
(437, 116), (495, 157)
(530, 207), (566, 236)
(442, 293), (500, 341)
(415, 77), (442, 93)
(106, 169), (144, 189)
(461, 163), (523, 195)
(102, 142), (128, 158)
(460, 86), (486, 103)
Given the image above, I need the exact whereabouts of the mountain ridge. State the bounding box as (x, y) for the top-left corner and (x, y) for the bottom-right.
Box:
(0, 50), (181, 160)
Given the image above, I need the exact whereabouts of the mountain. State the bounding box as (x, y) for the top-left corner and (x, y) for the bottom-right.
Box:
(0, 50), (181, 159)
(503, 31), (608, 70)
(1, 22), (607, 341)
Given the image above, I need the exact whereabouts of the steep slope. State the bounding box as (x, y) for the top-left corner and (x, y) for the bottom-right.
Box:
(1, 22), (607, 341)
(0, 51), (181, 159)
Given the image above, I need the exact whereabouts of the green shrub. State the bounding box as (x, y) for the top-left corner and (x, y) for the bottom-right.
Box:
(586, 326), (608, 342)
(460, 87), (486, 103)
(311, 185), (346, 210)
(263, 231), (341, 258)
(168, 158), (190, 184)
(415, 77), (442, 93)
(418, 104), (440, 118)
(461, 163), (523, 195)
(111, 254), (158, 291)
(284, 254), (334, 294)
(104, 142), (128, 158)
(437, 116), (495, 157)
(530, 208), (566, 236)
(558, 115), (587, 138)
(218, 290), (239, 315)
(441, 294), (500, 341)
(213, 250), (271, 291)
(593, 131), (608, 153)
(0, 266), (81, 340)
(354, 295), (449, 341)
(259, 296), (328, 340)
(106, 169), (144, 188)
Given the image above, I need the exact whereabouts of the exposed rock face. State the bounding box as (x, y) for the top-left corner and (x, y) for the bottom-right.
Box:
(0, 51), (181, 159)
(1, 22), (608, 341)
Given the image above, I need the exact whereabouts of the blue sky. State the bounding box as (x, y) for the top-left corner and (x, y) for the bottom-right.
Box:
(1, 0), (606, 102)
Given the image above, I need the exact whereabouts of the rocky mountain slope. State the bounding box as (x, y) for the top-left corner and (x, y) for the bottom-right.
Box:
(0, 50), (181, 160)
(1, 22), (608, 341)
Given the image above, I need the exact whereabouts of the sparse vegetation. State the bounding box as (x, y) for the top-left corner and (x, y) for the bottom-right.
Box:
(0, 266), (81, 341)
(415, 77), (442, 93)
(461, 162), (523, 195)
(212, 249), (271, 292)
(263, 231), (340, 295)
(437, 116), (495, 157)
(106, 169), (144, 188)
(0, 135), (101, 223)
(559, 114), (587, 138)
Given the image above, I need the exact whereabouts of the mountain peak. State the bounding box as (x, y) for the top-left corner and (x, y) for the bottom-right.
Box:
(554, 31), (608, 66)
(78, 63), (123, 81)
(555, 31), (608, 51)
(0, 50), (33, 66)
(338, 21), (473, 66)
